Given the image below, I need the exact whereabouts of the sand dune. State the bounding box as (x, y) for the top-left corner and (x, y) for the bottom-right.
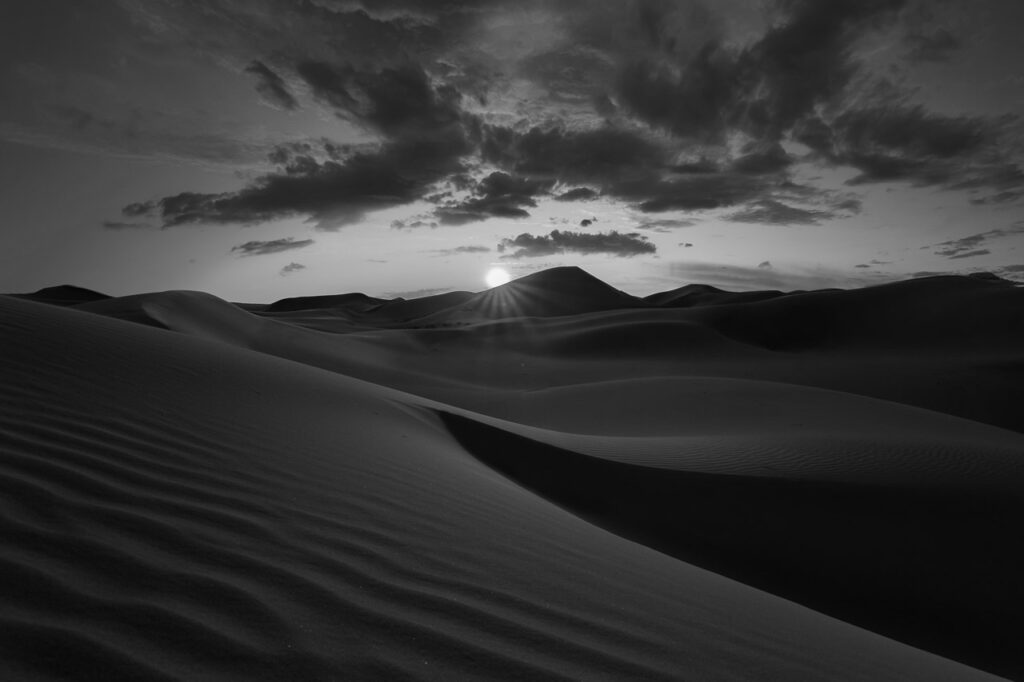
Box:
(3, 270), (1022, 680)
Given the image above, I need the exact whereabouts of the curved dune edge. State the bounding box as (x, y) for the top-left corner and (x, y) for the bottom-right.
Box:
(0, 294), (1011, 681)
(437, 410), (1024, 677)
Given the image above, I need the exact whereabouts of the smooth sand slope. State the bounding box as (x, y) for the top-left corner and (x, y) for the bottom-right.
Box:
(3, 268), (1023, 680)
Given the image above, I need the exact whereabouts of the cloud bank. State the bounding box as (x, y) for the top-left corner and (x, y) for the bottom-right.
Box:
(231, 237), (315, 256)
(105, 0), (1022, 234)
(498, 230), (656, 259)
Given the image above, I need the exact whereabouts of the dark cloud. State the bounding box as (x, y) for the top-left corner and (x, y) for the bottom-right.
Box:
(730, 142), (793, 175)
(280, 262), (307, 276)
(612, 173), (770, 212)
(637, 218), (698, 231)
(831, 197), (864, 213)
(617, 43), (736, 139)
(969, 189), (1024, 206)
(435, 245), (491, 255)
(731, 0), (907, 137)
(122, 201), (156, 217)
(434, 171), (554, 224)
(101, 220), (150, 230)
(555, 187), (599, 202)
(994, 264), (1024, 282)
(481, 125), (667, 184)
(797, 105), (1022, 194)
(436, 204), (529, 225)
(245, 61), (299, 111)
(613, 0), (908, 140)
(109, 0), (1022, 241)
(296, 60), (463, 136)
(231, 237), (315, 257)
(947, 249), (991, 260)
(136, 150), (422, 227)
(519, 45), (616, 105)
(391, 218), (438, 229)
(932, 224), (1024, 259)
(127, 60), (476, 228)
(725, 199), (832, 225)
(498, 229), (655, 259)
(904, 27), (961, 63)
(267, 139), (369, 167)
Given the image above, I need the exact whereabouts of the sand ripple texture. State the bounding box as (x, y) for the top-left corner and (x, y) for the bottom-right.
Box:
(3, 271), (1023, 681)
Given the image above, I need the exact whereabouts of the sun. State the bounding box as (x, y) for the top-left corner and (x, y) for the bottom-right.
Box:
(484, 266), (511, 288)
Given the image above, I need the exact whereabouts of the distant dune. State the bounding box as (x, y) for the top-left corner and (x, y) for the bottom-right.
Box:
(2, 268), (1022, 680)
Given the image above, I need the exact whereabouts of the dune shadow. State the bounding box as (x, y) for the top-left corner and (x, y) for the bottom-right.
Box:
(439, 411), (1024, 679)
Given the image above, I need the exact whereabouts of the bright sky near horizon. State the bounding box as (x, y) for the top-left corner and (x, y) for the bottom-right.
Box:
(2, 0), (1023, 301)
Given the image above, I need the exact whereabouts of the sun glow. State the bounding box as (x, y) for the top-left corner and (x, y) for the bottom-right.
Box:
(485, 266), (511, 288)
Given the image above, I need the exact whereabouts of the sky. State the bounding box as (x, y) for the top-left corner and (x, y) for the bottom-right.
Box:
(2, 0), (1024, 301)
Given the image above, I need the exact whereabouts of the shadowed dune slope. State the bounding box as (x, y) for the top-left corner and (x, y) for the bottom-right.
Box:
(0, 294), (1007, 681)
(439, 410), (1024, 678)
(689, 274), (1024, 352)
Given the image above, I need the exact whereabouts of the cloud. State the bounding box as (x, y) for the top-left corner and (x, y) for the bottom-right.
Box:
(391, 218), (438, 229)
(280, 262), (307, 276)
(612, 0), (908, 140)
(296, 60), (463, 136)
(636, 218), (698, 231)
(730, 143), (793, 175)
(904, 27), (960, 63)
(435, 245), (491, 256)
(498, 229), (656, 259)
(798, 104), (1022, 194)
(231, 237), (315, 256)
(245, 61), (299, 110)
(969, 189), (1024, 206)
(612, 172), (770, 212)
(947, 249), (991, 260)
(994, 264), (1024, 282)
(127, 61), (476, 228)
(108, 0), (1022, 238)
(932, 223), (1024, 259)
(555, 187), (599, 202)
(434, 171), (554, 224)
(482, 125), (667, 184)
(725, 199), (832, 225)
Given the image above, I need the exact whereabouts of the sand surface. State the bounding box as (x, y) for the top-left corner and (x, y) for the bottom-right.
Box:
(3, 268), (1022, 680)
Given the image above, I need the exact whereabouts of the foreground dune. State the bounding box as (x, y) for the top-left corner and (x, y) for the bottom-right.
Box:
(3, 269), (1023, 680)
